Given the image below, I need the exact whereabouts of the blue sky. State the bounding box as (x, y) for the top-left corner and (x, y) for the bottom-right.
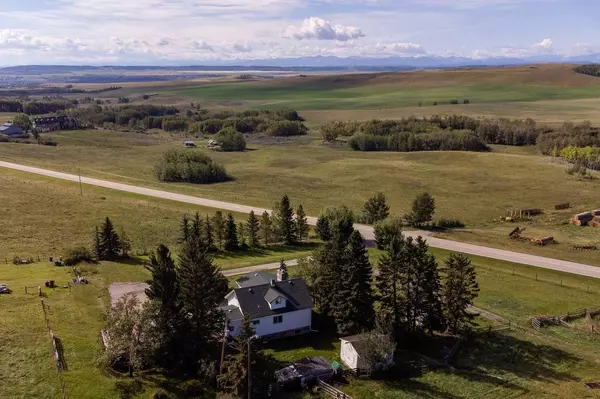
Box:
(0, 0), (597, 64)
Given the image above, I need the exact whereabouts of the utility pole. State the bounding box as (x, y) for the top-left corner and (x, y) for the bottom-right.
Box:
(78, 168), (83, 196)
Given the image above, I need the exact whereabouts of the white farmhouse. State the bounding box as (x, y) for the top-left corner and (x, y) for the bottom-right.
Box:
(220, 264), (313, 339)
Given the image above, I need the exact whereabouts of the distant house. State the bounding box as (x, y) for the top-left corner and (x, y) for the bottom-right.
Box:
(33, 115), (77, 133)
(0, 123), (26, 138)
(340, 334), (395, 371)
(220, 264), (314, 339)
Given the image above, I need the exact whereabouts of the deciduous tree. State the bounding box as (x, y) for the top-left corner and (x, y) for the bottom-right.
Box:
(409, 192), (435, 227)
(361, 192), (390, 224)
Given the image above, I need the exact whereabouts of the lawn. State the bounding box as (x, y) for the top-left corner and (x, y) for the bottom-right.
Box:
(1, 129), (599, 265)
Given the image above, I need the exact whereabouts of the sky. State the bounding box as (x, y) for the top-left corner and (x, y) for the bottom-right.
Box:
(0, 0), (597, 65)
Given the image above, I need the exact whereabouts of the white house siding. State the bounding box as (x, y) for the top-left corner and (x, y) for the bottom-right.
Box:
(227, 295), (240, 309)
(228, 308), (312, 337)
(340, 341), (360, 369)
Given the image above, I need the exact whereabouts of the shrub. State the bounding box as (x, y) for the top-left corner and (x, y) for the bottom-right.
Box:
(215, 128), (246, 152)
(436, 218), (465, 229)
(155, 149), (230, 184)
(63, 246), (93, 266)
(374, 217), (405, 250)
(200, 119), (225, 134)
(450, 99), (459, 105)
(151, 388), (172, 399)
(266, 120), (308, 137)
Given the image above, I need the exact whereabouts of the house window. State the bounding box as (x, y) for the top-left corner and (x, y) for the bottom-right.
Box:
(273, 315), (283, 324)
(275, 298), (281, 304)
(252, 320), (260, 326)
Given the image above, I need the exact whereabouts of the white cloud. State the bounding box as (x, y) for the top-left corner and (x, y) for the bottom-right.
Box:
(284, 17), (365, 41)
(533, 38), (552, 49)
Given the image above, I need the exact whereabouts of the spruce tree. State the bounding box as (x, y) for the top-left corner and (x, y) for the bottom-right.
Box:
(225, 213), (239, 250)
(273, 195), (296, 245)
(177, 239), (228, 368)
(99, 217), (122, 260)
(310, 239), (345, 318)
(204, 215), (215, 251)
(246, 211), (260, 248)
(444, 254), (479, 335)
(238, 222), (246, 248)
(190, 212), (204, 244)
(361, 192), (390, 224)
(376, 236), (405, 330)
(334, 231), (374, 335)
(93, 225), (102, 259)
(315, 214), (331, 241)
(179, 214), (190, 244)
(260, 211), (272, 247)
(212, 211), (226, 250)
(218, 313), (271, 398)
(295, 204), (309, 242)
(415, 237), (444, 335)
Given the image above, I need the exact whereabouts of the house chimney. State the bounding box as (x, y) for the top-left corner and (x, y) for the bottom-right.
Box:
(277, 260), (288, 281)
(270, 279), (276, 287)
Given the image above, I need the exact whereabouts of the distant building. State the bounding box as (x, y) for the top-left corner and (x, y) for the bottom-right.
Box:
(0, 123), (27, 138)
(340, 334), (395, 371)
(183, 141), (197, 148)
(33, 115), (77, 133)
(220, 263), (313, 339)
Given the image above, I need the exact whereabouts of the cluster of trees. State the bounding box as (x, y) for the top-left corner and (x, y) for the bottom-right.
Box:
(560, 146), (600, 171)
(305, 205), (480, 340)
(154, 149), (230, 184)
(348, 131), (490, 152)
(0, 98), (75, 115)
(214, 128), (247, 152)
(187, 108), (307, 138)
(178, 199), (308, 253)
(537, 122), (600, 155)
(68, 104), (179, 128)
(573, 65), (600, 77)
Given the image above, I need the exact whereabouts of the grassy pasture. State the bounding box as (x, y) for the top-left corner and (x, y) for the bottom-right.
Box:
(1, 130), (599, 264)
(166, 65), (600, 111)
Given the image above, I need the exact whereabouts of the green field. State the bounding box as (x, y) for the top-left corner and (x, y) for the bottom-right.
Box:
(1, 129), (598, 265)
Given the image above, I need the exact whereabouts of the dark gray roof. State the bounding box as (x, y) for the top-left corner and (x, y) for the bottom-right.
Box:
(264, 288), (282, 303)
(233, 278), (313, 319)
(236, 271), (277, 288)
(220, 305), (243, 322)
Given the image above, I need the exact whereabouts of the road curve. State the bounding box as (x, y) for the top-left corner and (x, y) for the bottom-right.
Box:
(2, 160), (599, 278)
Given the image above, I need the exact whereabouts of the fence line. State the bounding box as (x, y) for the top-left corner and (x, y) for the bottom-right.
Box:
(40, 297), (68, 399)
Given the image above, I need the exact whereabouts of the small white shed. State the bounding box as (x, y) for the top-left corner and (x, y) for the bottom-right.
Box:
(340, 334), (395, 371)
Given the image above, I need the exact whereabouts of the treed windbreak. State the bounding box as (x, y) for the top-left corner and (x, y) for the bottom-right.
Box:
(154, 149), (230, 184)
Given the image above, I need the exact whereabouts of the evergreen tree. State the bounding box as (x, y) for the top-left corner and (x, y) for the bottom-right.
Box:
(409, 192), (436, 227)
(315, 214), (331, 241)
(361, 192), (390, 224)
(145, 245), (182, 363)
(218, 314), (272, 399)
(204, 215), (215, 251)
(190, 212), (204, 244)
(225, 213), (239, 250)
(319, 206), (355, 244)
(99, 217), (122, 260)
(376, 236), (405, 330)
(260, 211), (272, 247)
(179, 214), (190, 244)
(416, 237), (444, 335)
(295, 204), (309, 242)
(444, 254), (479, 335)
(238, 222), (247, 248)
(212, 211), (226, 250)
(93, 225), (102, 259)
(333, 231), (375, 335)
(245, 211), (260, 248)
(177, 239), (228, 369)
(119, 228), (132, 258)
(273, 195), (296, 245)
(310, 239), (345, 318)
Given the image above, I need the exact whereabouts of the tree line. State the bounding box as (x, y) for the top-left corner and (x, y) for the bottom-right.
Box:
(573, 64), (600, 77)
(558, 145), (600, 171)
(348, 130), (489, 152)
(536, 121), (600, 155)
(0, 98), (75, 115)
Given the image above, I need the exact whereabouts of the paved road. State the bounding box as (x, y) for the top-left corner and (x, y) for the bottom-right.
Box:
(3, 160), (600, 278)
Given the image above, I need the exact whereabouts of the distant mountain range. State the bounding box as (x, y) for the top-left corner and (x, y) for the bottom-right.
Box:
(2, 54), (600, 75)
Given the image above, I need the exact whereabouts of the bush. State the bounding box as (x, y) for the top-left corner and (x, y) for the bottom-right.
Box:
(200, 119), (225, 135)
(155, 149), (230, 184)
(151, 388), (172, 399)
(266, 120), (308, 137)
(436, 218), (465, 229)
(181, 380), (205, 397)
(215, 128), (246, 152)
(374, 217), (405, 249)
(63, 246), (93, 266)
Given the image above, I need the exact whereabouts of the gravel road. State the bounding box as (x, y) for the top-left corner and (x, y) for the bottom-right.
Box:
(2, 160), (599, 278)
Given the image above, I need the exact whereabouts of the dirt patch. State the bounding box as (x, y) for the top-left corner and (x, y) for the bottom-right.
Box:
(109, 282), (149, 307)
